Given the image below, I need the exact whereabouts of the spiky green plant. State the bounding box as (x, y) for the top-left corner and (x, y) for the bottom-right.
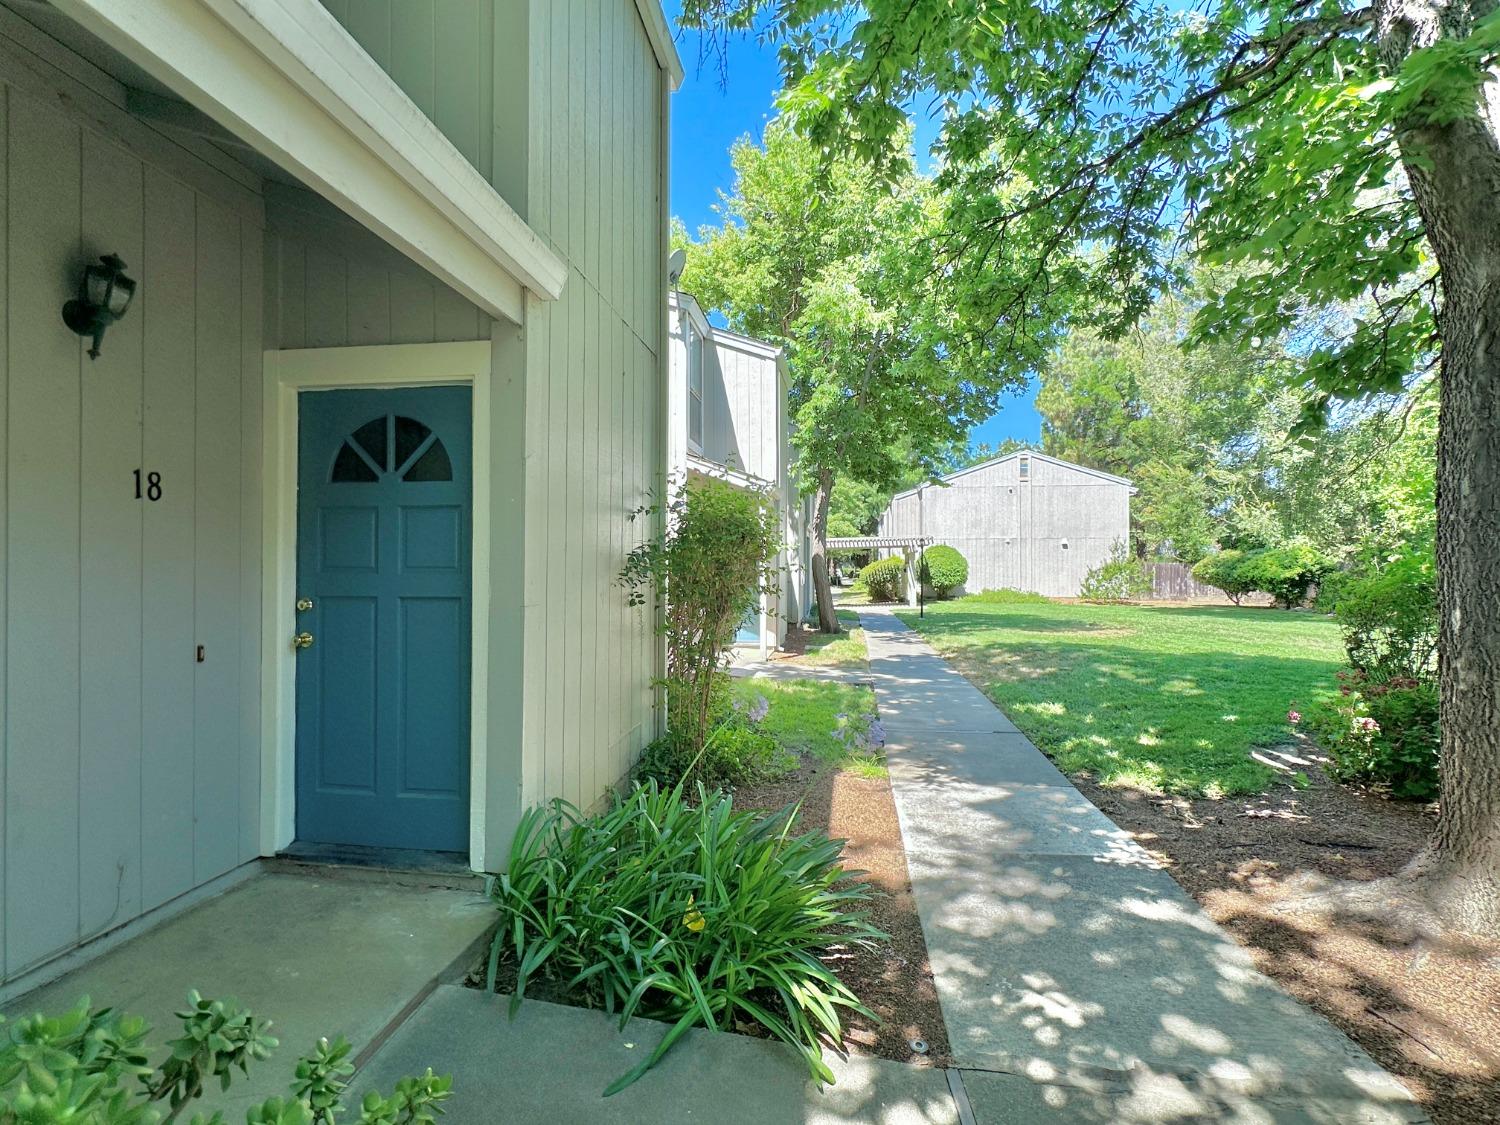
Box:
(486, 782), (882, 1094)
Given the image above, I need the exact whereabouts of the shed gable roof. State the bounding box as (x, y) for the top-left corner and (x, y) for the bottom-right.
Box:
(889, 450), (1134, 502)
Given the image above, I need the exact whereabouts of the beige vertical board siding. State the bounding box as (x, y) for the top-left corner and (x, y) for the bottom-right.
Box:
(6, 92), (83, 975)
(274, 239), (307, 349)
(514, 0), (665, 815)
(346, 262), (392, 346)
(390, 271), (438, 344)
(266, 233), (488, 350)
(390, 0), (437, 121)
(239, 218), (264, 863)
(303, 247), (348, 349)
(140, 172), (199, 913)
(193, 196), (244, 885)
(318, 0), (505, 210)
(0, 83), (8, 976)
(3, 53), (267, 976)
(78, 132), (145, 940)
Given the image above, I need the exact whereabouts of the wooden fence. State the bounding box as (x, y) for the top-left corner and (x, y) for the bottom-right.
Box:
(1148, 562), (1276, 604)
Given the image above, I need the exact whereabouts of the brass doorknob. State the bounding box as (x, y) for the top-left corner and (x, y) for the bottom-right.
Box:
(292, 632), (315, 650)
(296, 597), (314, 612)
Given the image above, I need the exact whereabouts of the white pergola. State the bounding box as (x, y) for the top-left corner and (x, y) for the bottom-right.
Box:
(827, 536), (933, 607)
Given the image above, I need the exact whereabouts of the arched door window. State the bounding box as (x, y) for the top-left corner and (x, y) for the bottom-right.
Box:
(330, 415), (453, 483)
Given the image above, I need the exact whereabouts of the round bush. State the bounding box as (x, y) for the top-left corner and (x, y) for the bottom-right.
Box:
(858, 555), (906, 602)
(1191, 549), (1255, 605)
(1234, 544), (1334, 609)
(920, 545), (968, 598)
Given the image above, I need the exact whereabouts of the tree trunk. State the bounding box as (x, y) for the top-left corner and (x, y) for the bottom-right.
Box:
(810, 467), (839, 633)
(1380, 0), (1500, 935)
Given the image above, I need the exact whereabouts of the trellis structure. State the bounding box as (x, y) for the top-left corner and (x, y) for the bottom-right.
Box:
(826, 536), (933, 607)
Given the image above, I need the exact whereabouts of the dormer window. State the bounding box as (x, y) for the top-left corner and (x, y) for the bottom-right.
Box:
(687, 320), (704, 448)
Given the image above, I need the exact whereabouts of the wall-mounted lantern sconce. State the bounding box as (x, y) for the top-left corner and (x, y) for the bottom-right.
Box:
(62, 253), (137, 360)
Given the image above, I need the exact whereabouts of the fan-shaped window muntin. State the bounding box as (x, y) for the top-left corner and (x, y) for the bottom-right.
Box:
(329, 414), (453, 483)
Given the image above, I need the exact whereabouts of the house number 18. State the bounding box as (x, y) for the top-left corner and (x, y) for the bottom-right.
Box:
(133, 469), (162, 501)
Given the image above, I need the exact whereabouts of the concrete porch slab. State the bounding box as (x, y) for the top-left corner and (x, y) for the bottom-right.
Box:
(353, 984), (961, 1124)
(4, 870), (494, 1119)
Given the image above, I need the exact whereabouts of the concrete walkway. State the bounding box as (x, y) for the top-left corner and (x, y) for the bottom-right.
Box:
(859, 606), (1427, 1123)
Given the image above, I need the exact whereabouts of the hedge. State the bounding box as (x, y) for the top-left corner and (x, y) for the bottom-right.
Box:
(919, 545), (968, 598)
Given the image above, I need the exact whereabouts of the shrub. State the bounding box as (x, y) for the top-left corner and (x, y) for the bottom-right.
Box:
(857, 555), (906, 602)
(919, 545), (968, 598)
(1191, 549), (1256, 605)
(0, 993), (449, 1125)
(1234, 543), (1334, 609)
(634, 683), (790, 788)
(1303, 673), (1439, 799)
(1329, 544), (1437, 680)
(487, 783), (882, 1094)
(620, 475), (781, 754)
(1078, 541), (1152, 602)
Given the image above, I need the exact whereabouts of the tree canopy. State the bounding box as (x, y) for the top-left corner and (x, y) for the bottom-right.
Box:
(679, 0), (1500, 934)
(674, 123), (1023, 628)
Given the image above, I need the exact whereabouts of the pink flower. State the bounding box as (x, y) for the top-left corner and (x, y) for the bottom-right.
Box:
(1286, 710), (1302, 725)
(1355, 716), (1380, 734)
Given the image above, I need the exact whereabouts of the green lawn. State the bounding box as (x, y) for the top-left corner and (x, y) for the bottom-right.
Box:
(897, 599), (1346, 796)
(730, 676), (884, 775)
(787, 609), (868, 670)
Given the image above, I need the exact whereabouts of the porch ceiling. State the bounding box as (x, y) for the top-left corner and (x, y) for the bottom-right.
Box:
(50, 0), (567, 326)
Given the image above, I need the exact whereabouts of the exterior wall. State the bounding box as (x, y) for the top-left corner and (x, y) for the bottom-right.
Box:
(668, 296), (805, 653)
(314, 0), (519, 212)
(716, 335), (781, 482)
(263, 190), (493, 350)
(0, 39), (264, 984)
(881, 454), (1131, 597)
(513, 0), (665, 834)
(310, 0), (670, 855)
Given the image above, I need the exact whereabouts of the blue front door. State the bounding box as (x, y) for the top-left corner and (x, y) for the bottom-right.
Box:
(295, 387), (472, 853)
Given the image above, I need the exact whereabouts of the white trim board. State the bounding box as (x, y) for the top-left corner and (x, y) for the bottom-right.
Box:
(52, 0), (566, 324)
(261, 341), (493, 871)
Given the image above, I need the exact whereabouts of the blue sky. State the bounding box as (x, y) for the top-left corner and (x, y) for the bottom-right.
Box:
(662, 8), (1043, 450)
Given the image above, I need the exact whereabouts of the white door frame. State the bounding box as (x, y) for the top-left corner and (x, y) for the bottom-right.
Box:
(260, 341), (492, 870)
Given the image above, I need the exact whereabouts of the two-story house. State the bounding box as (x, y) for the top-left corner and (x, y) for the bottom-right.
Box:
(0, 0), (680, 996)
(668, 290), (811, 659)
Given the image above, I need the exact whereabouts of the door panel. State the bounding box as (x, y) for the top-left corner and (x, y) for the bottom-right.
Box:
(295, 386), (471, 852)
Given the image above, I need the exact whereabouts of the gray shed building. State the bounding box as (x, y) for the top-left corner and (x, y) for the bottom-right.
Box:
(878, 451), (1134, 597)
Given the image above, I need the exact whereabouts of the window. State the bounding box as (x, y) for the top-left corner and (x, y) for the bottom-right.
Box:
(1018, 453), (1030, 482)
(686, 321), (704, 449)
(330, 414), (453, 483)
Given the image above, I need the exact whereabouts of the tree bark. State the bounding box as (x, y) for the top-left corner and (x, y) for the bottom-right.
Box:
(1380, 0), (1500, 935)
(810, 467), (840, 633)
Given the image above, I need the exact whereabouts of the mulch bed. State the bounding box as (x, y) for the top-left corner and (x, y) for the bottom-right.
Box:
(1076, 758), (1500, 1125)
(735, 754), (950, 1069)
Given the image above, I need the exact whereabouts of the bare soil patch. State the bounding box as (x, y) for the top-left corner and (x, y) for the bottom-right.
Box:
(1077, 758), (1500, 1125)
(735, 754), (950, 1069)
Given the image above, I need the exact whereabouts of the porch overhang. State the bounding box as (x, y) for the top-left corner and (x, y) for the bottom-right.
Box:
(51, 0), (568, 327)
(687, 453), (770, 493)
